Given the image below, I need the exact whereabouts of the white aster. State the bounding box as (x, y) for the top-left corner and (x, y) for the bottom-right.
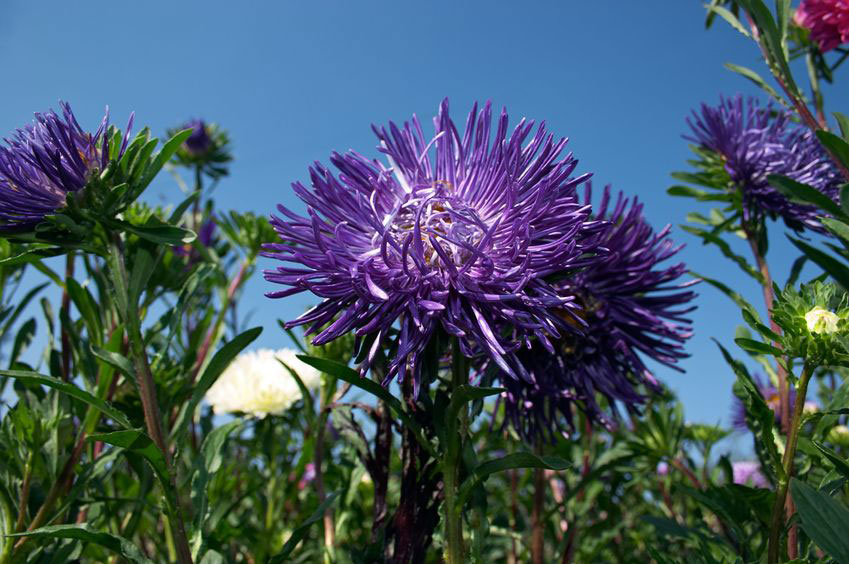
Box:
(805, 306), (840, 334)
(205, 348), (321, 418)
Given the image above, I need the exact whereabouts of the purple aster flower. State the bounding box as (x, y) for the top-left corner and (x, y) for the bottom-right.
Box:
(732, 461), (768, 488)
(496, 185), (697, 442)
(0, 102), (133, 231)
(181, 119), (212, 156)
(263, 99), (604, 390)
(686, 95), (840, 232)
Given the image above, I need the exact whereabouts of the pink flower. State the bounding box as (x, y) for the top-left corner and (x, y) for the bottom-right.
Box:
(795, 0), (849, 52)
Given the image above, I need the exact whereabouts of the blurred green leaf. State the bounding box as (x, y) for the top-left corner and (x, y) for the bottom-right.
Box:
(735, 337), (783, 357)
(269, 490), (341, 562)
(817, 130), (849, 171)
(458, 452), (569, 506)
(9, 524), (154, 564)
(769, 174), (846, 219)
(789, 235), (849, 289)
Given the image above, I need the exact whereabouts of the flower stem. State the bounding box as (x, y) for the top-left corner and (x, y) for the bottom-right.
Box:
(443, 338), (468, 564)
(106, 233), (193, 564)
(767, 361), (815, 564)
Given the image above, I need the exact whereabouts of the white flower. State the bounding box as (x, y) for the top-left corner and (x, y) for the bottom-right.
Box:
(805, 306), (840, 334)
(205, 348), (321, 418)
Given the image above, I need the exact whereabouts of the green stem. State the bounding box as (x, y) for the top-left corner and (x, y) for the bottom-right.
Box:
(106, 233), (193, 564)
(443, 339), (468, 564)
(767, 362), (815, 564)
(0, 485), (15, 564)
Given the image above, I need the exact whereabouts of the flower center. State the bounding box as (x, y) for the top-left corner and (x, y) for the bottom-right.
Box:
(387, 181), (487, 270)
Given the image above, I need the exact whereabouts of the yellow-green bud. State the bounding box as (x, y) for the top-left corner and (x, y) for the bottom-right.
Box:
(805, 306), (840, 334)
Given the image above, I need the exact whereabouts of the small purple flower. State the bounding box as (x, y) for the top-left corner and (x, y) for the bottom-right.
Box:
(686, 95), (840, 232)
(497, 185), (697, 442)
(181, 119), (212, 156)
(264, 99), (604, 391)
(657, 461), (669, 477)
(732, 461), (768, 488)
(0, 102), (133, 230)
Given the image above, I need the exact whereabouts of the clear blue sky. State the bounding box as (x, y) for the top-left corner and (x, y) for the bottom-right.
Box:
(2, 1), (843, 437)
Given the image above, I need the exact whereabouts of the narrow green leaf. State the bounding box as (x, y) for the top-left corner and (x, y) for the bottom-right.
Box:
(818, 130), (849, 171)
(724, 63), (783, 103)
(0, 370), (132, 429)
(66, 279), (103, 345)
(458, 452), (569, 506)
(269, 491), (342, 562)
(9, 524), (154, 564)
(91, 346), (134, 378)
(822, 217), (849, 244)
(691, 271), (758, 315)
(120, 221), (196, 246)
(769, 174), (845, 218)
(735, 337), (783, 357)
(707, 5), (751, 37)
(813, 441), (849, 481)
(138, 129), (192, 189)
(682, 227), (763, 282)
(835, 112), (849, 142)
(790, 478), (849, 562)
(0, 245), (64, 266)
(789, 235), (849, 289)
(88, 429), (169, 486)
(171, 327), (262, 441)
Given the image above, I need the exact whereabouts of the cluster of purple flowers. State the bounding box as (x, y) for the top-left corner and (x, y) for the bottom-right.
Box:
(686, 95), (841, 232)
(264, 99), (696, 439)
(0, 102), (133, 231)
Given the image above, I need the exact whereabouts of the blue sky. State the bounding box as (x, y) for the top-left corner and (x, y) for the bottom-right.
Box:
(1, 1), (842, 436)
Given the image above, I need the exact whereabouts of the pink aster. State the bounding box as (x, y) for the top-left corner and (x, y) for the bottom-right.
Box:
(795, 0), (849, 52)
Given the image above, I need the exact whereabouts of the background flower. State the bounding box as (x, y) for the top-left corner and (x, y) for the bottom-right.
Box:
(0, 102), (132, 230)
(205, 348), (321, 418)
(732, 460), (768, 488)
(264, 99), (605, 391)
(685, 95), (840, 232)
(497, 185), (696, 442)
(795, 0), (849, 52)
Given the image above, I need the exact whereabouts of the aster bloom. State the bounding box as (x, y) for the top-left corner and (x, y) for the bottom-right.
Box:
(686, 95), (841, 232)
(173, 216), (216, 262)
(0, 102), (133, 230)
(205, 348), (321, 418)
(497, 185), (697, 442)
(182, 119), (213, 156)
(795, 0), (849, 52)
(732, 461), (769, 488)
(264, 99), (604, 390)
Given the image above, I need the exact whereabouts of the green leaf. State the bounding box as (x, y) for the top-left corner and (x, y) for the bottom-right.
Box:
(790, 478), (849, 562)
(822, 217), (849, 244)
(297, 355), (437, 457)
(0, 245), (65, 267)
(835, 112), (849, 142)
(740, 0), (799, 96)
(682, 226), (763, 282)
(88, 429), (170, 485)
(735, 337), (783, 357)
(0, 370), (132, 429)
(191, 419), (243, 558)
(139, 129), (193, 189)
(817, 130), (849, 171)
(691, 271), (758, 314)
(724, 63), (783, 103)
(769, 174), (846, 219)
(171, 327), (262, 441)
(707, 5), (751, 37)
(269, 491), (342, 562)
(119, 220), (196, 246)
(458, 452), (569, 506)
(813, 441), (849, 481)
(8, 524), (154, 564)
(667, 185), (709, 199)
(66, 279), (103, 345)
(91, 346), (134, 378)
(841, 185), (849, 217)
(789, 235), (849, 289)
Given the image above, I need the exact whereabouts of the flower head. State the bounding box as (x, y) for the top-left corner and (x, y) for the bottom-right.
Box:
(264, 99), (604, 391)
(182, 119), (213, 156)
(686, 95), (840, 231)
(805, 305), (840, 333)
(795, 0), (849, 52)
(204, 348), (321, 418)
(732, 461), (768, 488)
(496, 185), (696, 442)
(0, 102), (133, 230)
